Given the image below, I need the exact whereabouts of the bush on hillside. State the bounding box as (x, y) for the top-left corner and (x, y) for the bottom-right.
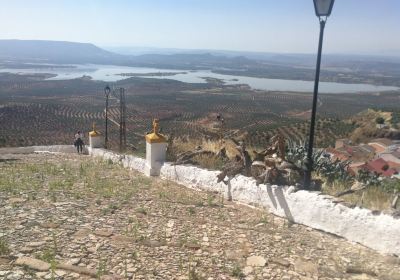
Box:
(375, 117), (385, 125)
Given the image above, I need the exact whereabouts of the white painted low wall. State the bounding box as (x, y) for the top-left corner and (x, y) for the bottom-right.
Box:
(89, 148), (146, 173)
(3, 146), (399, 256)
(90, 148), (400, 256)
(159, 162), (400, 256)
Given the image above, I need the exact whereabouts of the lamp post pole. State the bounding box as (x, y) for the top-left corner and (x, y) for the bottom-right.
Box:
(303, 19), (326, 189)
(304, 0), (335, 189)
(119, 87), (126, 152)
(104, 86), (111, 149)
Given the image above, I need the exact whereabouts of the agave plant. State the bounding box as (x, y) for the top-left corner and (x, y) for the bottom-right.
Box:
(286, 138), (307, 169)
(356, 169), (380, 186)
(317, 158), (353, 184)
(286, 139), (353, 184)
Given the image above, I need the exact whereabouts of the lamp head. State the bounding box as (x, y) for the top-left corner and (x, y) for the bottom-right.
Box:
(104, 85), (111, 96)
(313, 0), (335, 17)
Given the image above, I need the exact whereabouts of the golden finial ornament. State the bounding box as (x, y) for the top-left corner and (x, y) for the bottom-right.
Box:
(146, 118), (167, 143)
(153, 119), (160, 134)
(89, 122), (100, 136)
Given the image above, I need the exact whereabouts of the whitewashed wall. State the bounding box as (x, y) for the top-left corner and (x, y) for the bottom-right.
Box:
(2, 146), (399, 256)
(159, 162), (400, 256)
(90, 148), (400, 256)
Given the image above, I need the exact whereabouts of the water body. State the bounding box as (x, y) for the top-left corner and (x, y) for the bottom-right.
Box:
(1, 64), (398, 94)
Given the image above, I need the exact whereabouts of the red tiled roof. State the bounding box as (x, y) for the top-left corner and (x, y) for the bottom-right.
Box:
(368, 143), (386, 153)
(325, 148), (350, 161)
(387, 161), (400, 171)
(348, 162), (367, 176)
(365, 158), (398, 177)
(369, 138), (393, 147)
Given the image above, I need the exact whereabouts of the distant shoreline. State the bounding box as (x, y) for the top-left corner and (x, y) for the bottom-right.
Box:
(0, 63), (398, 94)
(117, 71), (187, 77)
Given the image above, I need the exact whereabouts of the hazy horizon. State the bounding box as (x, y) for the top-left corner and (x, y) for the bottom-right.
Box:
(102, 45), (400, 58)
(2, 38), (400, 59)
(0, 0), (399, 56)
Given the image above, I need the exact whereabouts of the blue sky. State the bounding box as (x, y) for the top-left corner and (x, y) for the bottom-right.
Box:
(0, 0), (399, 54)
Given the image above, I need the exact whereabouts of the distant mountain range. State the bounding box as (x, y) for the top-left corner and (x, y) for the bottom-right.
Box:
(106, 45), (400, 66)
(0, 39), (259, 70)
(0, 40), (253, 69)
(1, 39), (400, 86)
(2, 39), (400, 68)
(0, 40), (125, 64)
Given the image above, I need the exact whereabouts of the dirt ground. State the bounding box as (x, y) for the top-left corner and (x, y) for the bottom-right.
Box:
(0, 153), (399, 279)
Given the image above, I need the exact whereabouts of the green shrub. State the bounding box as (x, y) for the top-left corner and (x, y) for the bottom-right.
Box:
(381, 179), (400, 193)
(375, 117), (385, 125)
(0, 238), (10, 255)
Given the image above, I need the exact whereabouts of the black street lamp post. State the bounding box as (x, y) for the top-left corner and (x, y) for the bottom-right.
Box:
(104, 85), (111, 149)
(304, 0), (335, 189)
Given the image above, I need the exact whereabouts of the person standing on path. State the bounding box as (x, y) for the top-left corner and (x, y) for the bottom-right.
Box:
(74, 131), (84, 153)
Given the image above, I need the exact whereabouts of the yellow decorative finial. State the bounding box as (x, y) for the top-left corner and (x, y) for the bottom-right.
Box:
(153, 119), (160, 134)
(146, 118), (167, 143)
(89, 122), (100, 137)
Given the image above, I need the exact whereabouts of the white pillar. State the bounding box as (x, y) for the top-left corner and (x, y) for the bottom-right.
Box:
(145, 141), (167, 176)
(144, 119), (167, 176)
(88, 124), (103, 155)
(89, 134), (103, 148)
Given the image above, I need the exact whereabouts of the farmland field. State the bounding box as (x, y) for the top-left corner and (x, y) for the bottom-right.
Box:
(1, 72), (400, 153)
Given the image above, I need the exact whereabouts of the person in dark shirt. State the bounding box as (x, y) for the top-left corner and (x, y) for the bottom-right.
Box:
(74, 131), (84, 153)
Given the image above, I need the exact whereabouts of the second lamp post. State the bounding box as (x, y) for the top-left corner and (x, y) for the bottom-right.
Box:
(104, 85), (111, 149)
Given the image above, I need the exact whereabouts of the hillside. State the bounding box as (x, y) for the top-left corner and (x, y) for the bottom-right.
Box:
(1, 152), (399, 279)
(0, 40), (257, 70)
(0, 39), (124, 64)
(348, 109), (400, 144)
(1, 69), (399, 152)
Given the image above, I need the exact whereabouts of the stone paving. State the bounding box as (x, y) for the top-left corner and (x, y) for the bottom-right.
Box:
(0, 153), (399, 280)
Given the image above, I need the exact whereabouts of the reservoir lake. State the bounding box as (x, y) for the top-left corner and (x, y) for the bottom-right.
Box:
(1, 64), (398, 94)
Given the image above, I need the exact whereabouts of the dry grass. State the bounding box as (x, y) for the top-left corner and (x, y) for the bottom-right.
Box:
(322, 180), (394, 211)
(0, 155), (142, 203)
(171, 137), (262, 159)
(168, 137), (268, 171)
(170, 138), (236, 157)
(349, 109), (397, 143)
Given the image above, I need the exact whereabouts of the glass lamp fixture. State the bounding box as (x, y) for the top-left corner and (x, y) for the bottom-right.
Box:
(104, 85), (111, 96)
(313, 0), (335, 17)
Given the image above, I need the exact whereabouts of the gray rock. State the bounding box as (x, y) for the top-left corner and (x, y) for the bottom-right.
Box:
(346, 266), (377, 276)
(94, 229), (114, 237)
(66, 258), (81, 265)
(15, 256), (50, 271)
(246, 256), (267, 267)
(8, 198), (26, 204)
(243, 266), (253, 275)
(20, 246), (34, 253)
(270, 257), (290, 267)
(27, 241), (46, 247)
(294, 258), (318, 276)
